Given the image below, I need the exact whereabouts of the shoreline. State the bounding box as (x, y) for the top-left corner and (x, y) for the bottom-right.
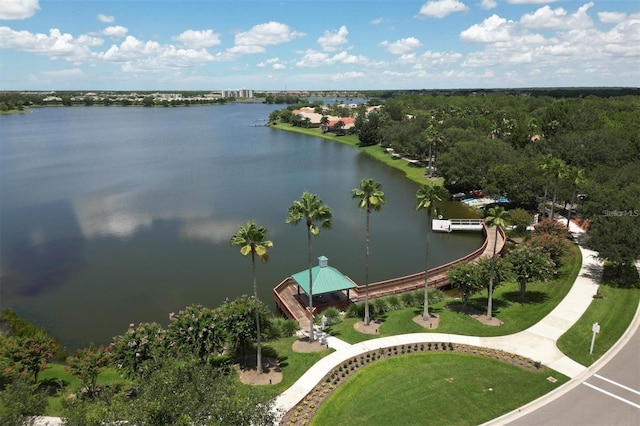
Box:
(269, 122), (441, 188)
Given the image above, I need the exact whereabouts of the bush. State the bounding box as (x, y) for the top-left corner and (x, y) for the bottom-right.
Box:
(401, 292), (416, 307)
(508, 208), (533, 233)
(66, 344), (112, 396)
(534, 218), (571, 239)
(110, 322), (166, 380)
(345, 302), (365, 319)
(0, 377), (46, 426)
(527, 233), (569, 265)
(371, 298), (389, 317)
(384, 295), (402, 311)
(318, 307), (342, 326)
(428, 289), (446, 304)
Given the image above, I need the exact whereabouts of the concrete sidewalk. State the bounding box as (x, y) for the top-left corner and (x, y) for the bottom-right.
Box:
(274, 221), (604, 414)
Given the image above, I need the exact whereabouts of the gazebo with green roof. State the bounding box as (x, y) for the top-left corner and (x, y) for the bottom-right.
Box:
(291, 256), (357, 302)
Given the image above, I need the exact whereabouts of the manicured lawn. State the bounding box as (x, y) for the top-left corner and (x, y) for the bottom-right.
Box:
(557, 264), (640, 366)
(328, 243), (582, 342)
(246, 336), (333, 400)
(39, 364), (127, 416)
(35, 335), (331, 416)
(311, 352), (568, 426)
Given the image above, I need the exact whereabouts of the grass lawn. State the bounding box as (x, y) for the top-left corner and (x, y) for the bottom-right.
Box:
(38, 364), (127, 417)
(35, 335), (330, 416)
(557, 263), (640, 366)
(245, 336), (333, 401)
(328, 243), (582, 343)
(311, 352), (568, 426)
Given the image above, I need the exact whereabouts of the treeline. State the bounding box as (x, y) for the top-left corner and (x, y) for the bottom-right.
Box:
(272, 91), (640, 273)
(0, 296), (298, 424)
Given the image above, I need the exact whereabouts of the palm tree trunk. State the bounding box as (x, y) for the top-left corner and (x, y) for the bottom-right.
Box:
(364, 208), (371, 325)
(427, 144), (433, 178)
(566, 189), (576, 229)
(487, 226), (498, 319)
(252, 251), (262, 374)
(542, 183), (548, 216)
(550, 180), (558, 220)
(423, 211), (431, 320)
(307, 228), (314, 342)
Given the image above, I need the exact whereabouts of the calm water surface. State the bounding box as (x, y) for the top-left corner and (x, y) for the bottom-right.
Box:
(0, 104), (481, 348)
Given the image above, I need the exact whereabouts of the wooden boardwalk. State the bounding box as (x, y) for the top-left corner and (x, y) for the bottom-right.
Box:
(273, 222), (506, 328)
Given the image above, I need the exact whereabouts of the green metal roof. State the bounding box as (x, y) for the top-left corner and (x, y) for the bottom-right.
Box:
(291, 257), (357, 296)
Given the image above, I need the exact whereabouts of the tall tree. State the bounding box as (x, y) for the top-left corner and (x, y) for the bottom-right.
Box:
(564, 166), (586, 228)
(423, 124), (442, 178)
(415, 184), (449, 320)
(538, 154), (555, 218)
(485, 206), (509, 319)
(231, 221), (273, 374)
(507, 246), (556, 300)
(351, 178), (386, 325)
(549, 157), (568, 220)
(286, 192), (333, 341)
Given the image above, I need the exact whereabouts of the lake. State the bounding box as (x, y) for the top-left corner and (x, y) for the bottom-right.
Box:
(0, 104), (482, 349)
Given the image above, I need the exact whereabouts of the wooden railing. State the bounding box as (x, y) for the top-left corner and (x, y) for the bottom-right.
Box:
(273, 222), (506, 320)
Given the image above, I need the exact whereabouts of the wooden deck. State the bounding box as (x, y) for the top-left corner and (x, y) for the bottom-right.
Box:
(273, 222), (506, 326)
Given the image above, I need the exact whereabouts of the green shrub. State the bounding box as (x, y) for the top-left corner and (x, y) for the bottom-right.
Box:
(371, 298), (389, 317)
(400, 292), (416, 307)
(428, 289), (446, 304)
(345, 302), (365, 318)
(318, 307), (341, 326)
(384, 295), (402, 311)
(0, 377), (46, 425)
(281, 319), (301, 337)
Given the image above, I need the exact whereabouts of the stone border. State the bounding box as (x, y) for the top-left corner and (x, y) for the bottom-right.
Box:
(280, 342), (542, 425)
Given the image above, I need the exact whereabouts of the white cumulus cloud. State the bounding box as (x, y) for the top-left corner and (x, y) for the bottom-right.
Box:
(381, 37), (422, 55)
(99, 35), (214, 72)
(480, 0), (497, 10)
(102, 26), (128, 38)
(97, 14), (115, 23)
(228, 21), (304, 55)
(598, 11), (627, 24)
(460, 14), (515, 43)
(0, 27), (97, 61)
(318, 25), (349, 52)
(0, 0), (40, 20)
(520, 2), (594, 30)
(418, 0), (469, 19)
(173, 29), (221, 49)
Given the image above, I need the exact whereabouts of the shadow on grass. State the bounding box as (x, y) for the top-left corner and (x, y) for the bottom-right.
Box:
(503, 290), (549, 304)
(581, 262), (604, 282)
(601, 263), (640, 289)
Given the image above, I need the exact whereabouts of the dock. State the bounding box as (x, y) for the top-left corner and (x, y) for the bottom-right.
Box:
(274, 222), (506, 328)
(432, 218), (484, 232)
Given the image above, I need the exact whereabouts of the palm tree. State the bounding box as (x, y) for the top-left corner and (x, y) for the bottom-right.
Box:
(565, 166), (586, 228)
(230, 221), (273, 374)
(485, 206), (508, 319)
(286, 192), (333, 341)
(549, 158), (568, 220)
(351, 179), (386, 326)
(538, 154), (555, 218)
(320, 115), (329, 132)
(415, 184), (449, 321)
(424, 124), (441, 178)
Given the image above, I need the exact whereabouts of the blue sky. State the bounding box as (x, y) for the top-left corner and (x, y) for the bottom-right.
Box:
(1, 0), (638, 90)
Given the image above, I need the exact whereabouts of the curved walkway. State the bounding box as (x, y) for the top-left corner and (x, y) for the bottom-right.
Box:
(274, 221), (604, 416)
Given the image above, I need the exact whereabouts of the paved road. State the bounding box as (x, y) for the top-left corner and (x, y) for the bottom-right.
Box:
(507, 324), (640, 426)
